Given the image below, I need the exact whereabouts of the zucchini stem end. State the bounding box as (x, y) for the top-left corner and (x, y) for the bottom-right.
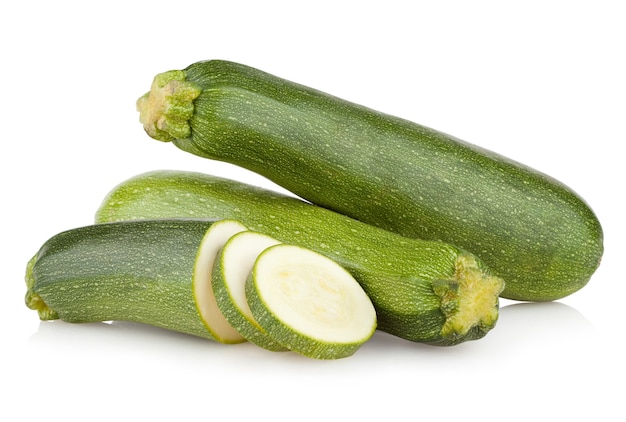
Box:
(433, 254), (505, 343)
(136, 70), (202, 142)
(25, 256), (59, 321)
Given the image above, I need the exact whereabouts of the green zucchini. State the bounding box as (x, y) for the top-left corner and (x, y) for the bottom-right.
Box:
(246, 243), (377, 360)
(136, 60), (603, 301)
(25, 219), (246, 343)
(95, 170), (504, 346)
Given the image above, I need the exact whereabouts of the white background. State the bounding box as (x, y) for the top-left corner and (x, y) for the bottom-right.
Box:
(2, 1), (624, 420)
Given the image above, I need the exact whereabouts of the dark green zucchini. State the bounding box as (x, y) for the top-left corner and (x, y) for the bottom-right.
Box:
(25, 219), (246, 343)
(136, 60), (603, 301)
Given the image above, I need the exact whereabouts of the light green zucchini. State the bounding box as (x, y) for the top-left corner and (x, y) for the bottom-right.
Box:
(246, 244), (377, 360)
(25, 218), (245, 343)
(136, 59), (603, 301)
(95, 170), (504, 346)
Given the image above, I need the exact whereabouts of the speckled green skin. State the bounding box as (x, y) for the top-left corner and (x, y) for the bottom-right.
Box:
(95, 170), (503, 345)
(139, 60), (604, 301)
(25, 219), (221, 340)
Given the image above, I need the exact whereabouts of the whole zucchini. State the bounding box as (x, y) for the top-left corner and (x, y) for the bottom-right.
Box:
(136, 60), (603, 301)
(25, 219), (246, 343)
(95, 170), (504, 346)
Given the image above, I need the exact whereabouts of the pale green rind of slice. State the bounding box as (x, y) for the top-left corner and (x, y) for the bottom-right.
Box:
(246, 244), (377, 360)
(193, 219), (249, 344)
(212, 231), (287, 351)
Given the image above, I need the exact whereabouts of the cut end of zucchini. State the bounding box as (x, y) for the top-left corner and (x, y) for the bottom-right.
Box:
(247, 244), (377, 359)
(433, 254), (505, 344)
(24, 255), (58, 320)
(137, 70), (201, 142)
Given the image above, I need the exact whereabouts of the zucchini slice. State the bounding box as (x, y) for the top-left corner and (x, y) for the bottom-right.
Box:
(246, 244), (377, 360)
(193, 219), (248, 342)
(212, 230), (287, 351)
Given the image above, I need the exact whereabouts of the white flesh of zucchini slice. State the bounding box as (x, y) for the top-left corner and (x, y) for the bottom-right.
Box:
(246, 244), (377, 359)
(193, 219), (248, 343)
(212, 230), (287, 351)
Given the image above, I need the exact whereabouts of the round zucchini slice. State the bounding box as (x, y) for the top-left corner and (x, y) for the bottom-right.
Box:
(246, 244), (377, 359)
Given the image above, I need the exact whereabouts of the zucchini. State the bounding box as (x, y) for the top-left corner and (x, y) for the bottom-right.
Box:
(25, 219), (246, 343)
(136, 59), (603, 301)
(212, 230), (287, 351)
(246, 244), (377, 360)
(95, 170), (505, 346)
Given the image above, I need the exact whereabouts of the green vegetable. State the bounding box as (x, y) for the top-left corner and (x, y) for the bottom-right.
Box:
(246, 243), (377, 360)
(25, 219), (246, 343)
(136, 59), (603, 301)
(212, 230), (287, 351)
(95, 170), (504, 346)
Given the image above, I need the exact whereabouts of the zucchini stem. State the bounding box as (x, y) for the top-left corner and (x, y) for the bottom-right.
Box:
(433, 254), (505, 343)
(24, 256), (58, 320)
(136, 70), (201, 142)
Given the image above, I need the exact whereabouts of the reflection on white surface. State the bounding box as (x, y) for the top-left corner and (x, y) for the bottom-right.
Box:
(20, 298), (612, 421)
(495, 300), (595, 341)
(29, 319), (255, 362)
(358, 300), (597, 363)
(27, 300), (596, 363)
